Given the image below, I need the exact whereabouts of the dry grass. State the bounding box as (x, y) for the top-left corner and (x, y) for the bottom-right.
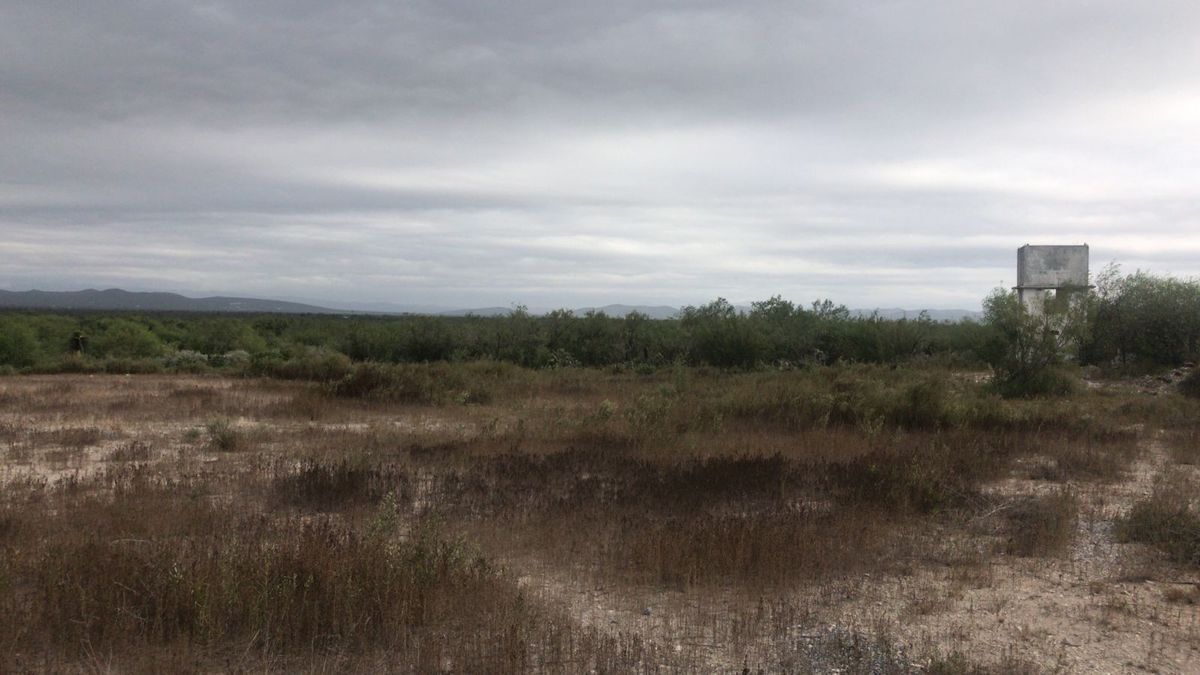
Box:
(106, 439), (153, 462)
(271, 458), (409, 511)
(0, 366), (1196, 671)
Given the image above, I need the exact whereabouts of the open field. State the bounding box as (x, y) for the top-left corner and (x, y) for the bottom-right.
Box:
(1, 367), (1199, 672)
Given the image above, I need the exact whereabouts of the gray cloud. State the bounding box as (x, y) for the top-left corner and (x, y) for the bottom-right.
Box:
(3, 0), (1199, 310)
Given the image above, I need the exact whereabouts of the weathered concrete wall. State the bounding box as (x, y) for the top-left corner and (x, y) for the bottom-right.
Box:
(1017, 244), (1089, 288)
(1018, 287), (1051, 314)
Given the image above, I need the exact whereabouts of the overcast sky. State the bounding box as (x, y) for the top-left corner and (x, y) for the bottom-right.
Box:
(3, 1), (1199, 310)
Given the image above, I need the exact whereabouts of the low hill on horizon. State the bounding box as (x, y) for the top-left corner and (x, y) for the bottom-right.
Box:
(0, 289), (340, 314)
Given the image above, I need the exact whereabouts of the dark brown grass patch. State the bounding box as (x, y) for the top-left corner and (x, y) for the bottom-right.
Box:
(1001, 489), (1078, 557)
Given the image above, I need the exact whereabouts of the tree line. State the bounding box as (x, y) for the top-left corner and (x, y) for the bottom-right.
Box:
(0, 266), (1196, 378)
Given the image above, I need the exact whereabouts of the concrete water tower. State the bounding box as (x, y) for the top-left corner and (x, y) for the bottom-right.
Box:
(1015, 244), (1090, 315)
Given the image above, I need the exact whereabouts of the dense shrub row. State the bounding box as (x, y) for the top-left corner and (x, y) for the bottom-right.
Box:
(0, 298), (985, 373)
(1, 268), (1197, 385)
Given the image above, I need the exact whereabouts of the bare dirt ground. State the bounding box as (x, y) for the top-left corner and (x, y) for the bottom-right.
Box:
(819, 433), (1200, 673)
(3, 373), (1199, 672)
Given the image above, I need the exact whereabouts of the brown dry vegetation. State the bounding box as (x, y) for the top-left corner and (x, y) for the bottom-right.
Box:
(0, 366), (1198, 672)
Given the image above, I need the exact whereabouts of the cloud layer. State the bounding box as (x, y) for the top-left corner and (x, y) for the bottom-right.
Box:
(3, 0), (1199, 309)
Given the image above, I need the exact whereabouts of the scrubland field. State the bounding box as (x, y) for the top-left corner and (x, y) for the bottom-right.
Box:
(2, 362), (1199, 673)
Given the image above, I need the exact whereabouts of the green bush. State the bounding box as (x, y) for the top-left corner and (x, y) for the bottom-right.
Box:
(979, 289), (1079, 398)
(181, 319), (268, 355)
(1086, 267), (1200, 367)
(0, 318), (39, 368)
(680, 299), (765, 368)
(91, 319), (165, 359)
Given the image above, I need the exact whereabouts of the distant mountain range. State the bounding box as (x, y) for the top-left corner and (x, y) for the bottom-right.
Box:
(0, 289), (982, 322)
(0, 289), (340, 314)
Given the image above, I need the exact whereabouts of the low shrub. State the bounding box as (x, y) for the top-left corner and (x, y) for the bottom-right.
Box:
(165, 350), (209, 373)
(205, 419), (247, 452)
(891, 376), (951, 429)
(208, 349), (252, 370)
(262, 349), (353, 382)
(991, 366), (1079, 399)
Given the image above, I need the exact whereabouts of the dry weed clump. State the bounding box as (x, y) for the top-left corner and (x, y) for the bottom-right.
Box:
(1001, 489), (1079, 557)
(1116, 477), (1200, 567)
(827, 439), (989, 514)
(271, 458), (410, 511)
(30, 425), (106, 449)
(1163, 585), (1200, 605)
(204, 418), (256, 452)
